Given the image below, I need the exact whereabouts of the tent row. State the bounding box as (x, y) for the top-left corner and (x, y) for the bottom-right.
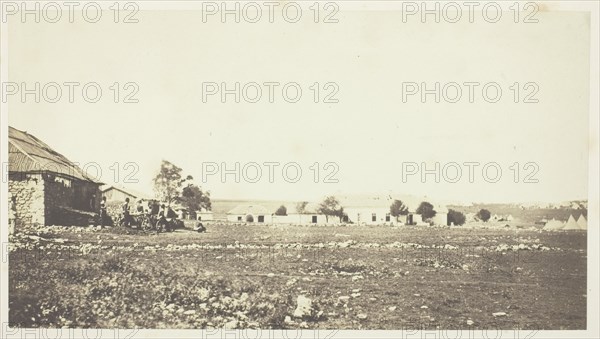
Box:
(543, 215), (587, 231)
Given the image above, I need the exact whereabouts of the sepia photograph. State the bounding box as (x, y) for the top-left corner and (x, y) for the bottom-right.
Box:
(1, 1), (598, 338)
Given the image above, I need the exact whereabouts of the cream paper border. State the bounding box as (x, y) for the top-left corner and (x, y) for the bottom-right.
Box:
(0, 1), (598, 338)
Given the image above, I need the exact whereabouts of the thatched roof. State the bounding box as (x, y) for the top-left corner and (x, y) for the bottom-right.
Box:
(8, 126), (101, 184)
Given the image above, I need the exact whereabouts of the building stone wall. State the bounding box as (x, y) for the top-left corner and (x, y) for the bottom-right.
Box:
(9, 173), (101, 227)
(8, 173), (46, 229)
(45, 174), (101, 226)
(44, 175), (75, 224)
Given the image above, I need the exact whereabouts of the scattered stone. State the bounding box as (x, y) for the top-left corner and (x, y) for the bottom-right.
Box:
(388, 306), (397, 311)
(293, 295), (313, 319)
(351, 275), (364, 282)
(284, 316), (294, 324)
(183, 310), (196, 315)
(267, 273), (275, 278)
(338, 296), (350, 302)
(224, 320), (238, 329)
(492, 312), (507, 317)
(421, 305), (428, 309)
(357, 313), (368, 320)
(339, 240), (355, 248)
(467, 319), (474, 326)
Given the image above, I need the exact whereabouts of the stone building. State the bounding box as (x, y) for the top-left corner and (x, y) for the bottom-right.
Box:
(8, 126), (103, 228)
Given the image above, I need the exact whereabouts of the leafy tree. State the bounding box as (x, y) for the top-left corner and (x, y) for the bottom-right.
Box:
(296, 201), (309, 214)
(447, 209), (466, 226)
(477, 209), (491, 222)
(153, 160), (185, 206)
(275, 205), (287, 216)
(390, 199), (409, 222)
(317, 196), (345, 222)
(180, 182), (211, 218)
(416, 201), (436, 221)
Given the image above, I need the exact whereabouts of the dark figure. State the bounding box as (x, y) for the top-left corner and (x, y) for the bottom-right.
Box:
(100, 196), (107, 227)
(148, 200), (159, 215)
(194, 222), (206, 233)
(122, 197), (132, 227)
(136, 199), (145, 214)
(156, 204), (168, 232)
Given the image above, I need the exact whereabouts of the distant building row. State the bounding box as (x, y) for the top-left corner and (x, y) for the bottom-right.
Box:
(226, 196), (449, 226)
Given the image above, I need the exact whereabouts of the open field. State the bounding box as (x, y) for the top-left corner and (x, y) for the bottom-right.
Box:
(9, 224), (586, 330)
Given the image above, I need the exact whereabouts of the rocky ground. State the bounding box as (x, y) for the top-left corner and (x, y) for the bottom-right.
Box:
(9, 223), (587, 329)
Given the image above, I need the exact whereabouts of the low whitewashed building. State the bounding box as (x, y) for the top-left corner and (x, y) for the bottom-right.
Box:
(339, 195), (404, 225)
(227, 204), (271, 223)
(345, 207), (395, 225)
(197, 207), (214, 222)
(339, 194), (448, 226)
(430, 204), (449, 226)
(272, 203), (337, 225)
(272, 214), (332, 224)
(101, 185), (152, 202)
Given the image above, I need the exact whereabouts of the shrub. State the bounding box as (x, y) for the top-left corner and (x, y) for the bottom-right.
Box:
(477, 209), (491, 222)
(447, 209), (466, 226)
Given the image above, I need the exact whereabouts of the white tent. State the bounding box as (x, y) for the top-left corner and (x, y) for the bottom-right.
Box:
(544, 219), (564, 230)
(563, 215), (581, 230)
(577, 215), (588, 230)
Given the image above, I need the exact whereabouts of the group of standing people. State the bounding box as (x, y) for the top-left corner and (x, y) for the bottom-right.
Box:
(121, 197), (173, 229)
(98, 196), (171, 229)
(98, 195), (206, 233)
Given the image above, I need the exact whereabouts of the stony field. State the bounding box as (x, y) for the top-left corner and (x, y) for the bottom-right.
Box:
(9, 223), (587, 330)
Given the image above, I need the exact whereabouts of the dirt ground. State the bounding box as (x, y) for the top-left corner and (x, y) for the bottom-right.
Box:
(9, 223), (587, 330)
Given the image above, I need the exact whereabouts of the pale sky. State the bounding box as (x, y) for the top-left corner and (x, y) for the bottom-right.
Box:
(5, 6), (591, 204)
